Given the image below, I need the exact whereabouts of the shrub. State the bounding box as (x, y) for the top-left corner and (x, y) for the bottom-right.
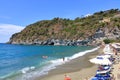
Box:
(103, 39), (114, 44)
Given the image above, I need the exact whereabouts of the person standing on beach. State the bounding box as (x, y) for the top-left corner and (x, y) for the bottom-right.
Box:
(64, 74), (71, 80)
(101, 41), (105, 49)
(63, 57), (65, 61)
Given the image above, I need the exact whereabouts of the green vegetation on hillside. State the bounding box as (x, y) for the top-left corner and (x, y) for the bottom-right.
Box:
(9, 9), (120, 43)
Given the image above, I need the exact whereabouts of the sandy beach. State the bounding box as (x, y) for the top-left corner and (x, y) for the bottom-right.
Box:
(111, 54), (120, 80)
(112, 62), (120, 80)
(35, 47), (103, 80)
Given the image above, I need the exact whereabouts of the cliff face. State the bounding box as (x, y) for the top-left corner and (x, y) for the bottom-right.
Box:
(8, 9), (120, 45)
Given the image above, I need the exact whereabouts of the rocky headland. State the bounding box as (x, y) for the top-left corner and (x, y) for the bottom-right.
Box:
(8, 9), (120, 46)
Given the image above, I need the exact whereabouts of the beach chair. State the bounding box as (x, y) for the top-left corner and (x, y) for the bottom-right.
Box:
(98, 65), (111, 70)
(94, 73), (111, 80)
(97, 65), (111, 74)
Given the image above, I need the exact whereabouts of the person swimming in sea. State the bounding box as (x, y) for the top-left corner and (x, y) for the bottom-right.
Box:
(42, 56), (48, 59)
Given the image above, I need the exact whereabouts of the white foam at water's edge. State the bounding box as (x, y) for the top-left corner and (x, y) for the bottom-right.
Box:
(0, 66), (36, 80)
(69, 47), (100, 60)
(51, 47), (99, 64)
(3, 47), (100, 80)
(18, 47), (100, 80)
(20, 66), (35, 74)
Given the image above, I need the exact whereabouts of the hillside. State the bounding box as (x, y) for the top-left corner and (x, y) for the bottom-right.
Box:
(8, 9), (120, 45)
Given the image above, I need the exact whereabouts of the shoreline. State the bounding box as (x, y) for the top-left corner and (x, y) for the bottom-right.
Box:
(35, 47), (103, 80)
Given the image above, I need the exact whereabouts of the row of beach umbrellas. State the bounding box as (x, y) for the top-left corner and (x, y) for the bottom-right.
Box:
(89, 44), (113, 65)
(90, 44), (114, 80)
(89, 43), (120, 80)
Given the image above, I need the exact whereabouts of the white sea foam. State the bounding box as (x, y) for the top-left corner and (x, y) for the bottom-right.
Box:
(20, 66), (35, 74)
(51, 57), (69, 64)
(20, 47), (99, 80)
(5, 47), (99, 80)
(51, 46), (99, 65)
(50, 46), (99, 68)
(18, 64), (57, 80)
(69, 46), (99, 60)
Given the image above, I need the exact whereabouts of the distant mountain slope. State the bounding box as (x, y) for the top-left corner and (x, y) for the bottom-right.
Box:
(8, 9), (120, 45)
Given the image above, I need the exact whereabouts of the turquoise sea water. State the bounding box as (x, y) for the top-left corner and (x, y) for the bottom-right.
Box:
(0, 43), (97, 80)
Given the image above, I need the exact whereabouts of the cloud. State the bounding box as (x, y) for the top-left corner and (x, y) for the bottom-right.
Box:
(84, 14), (92, 17)
(0, 24), (24, 43)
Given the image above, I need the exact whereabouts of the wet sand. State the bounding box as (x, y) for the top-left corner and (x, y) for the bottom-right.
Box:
(35, 47), (103, 80)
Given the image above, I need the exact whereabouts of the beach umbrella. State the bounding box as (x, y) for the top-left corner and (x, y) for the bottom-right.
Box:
(103, 45), (114, 55)
(112, 43), (120, 49)
(89, 57), (112, 65)
(104, 52), (113, 55)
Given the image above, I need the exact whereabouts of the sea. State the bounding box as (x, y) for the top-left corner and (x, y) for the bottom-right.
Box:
(0, 43), (98, 80)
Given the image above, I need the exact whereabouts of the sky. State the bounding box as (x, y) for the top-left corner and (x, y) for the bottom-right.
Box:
(0, 0), (120, 43)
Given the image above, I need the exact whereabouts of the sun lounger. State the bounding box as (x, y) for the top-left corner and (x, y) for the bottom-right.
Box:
(98, 65), (111, 70)
(97, 66), (111, 74)
(96, 69), (111, 74)
(92, 73), (111, 80)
